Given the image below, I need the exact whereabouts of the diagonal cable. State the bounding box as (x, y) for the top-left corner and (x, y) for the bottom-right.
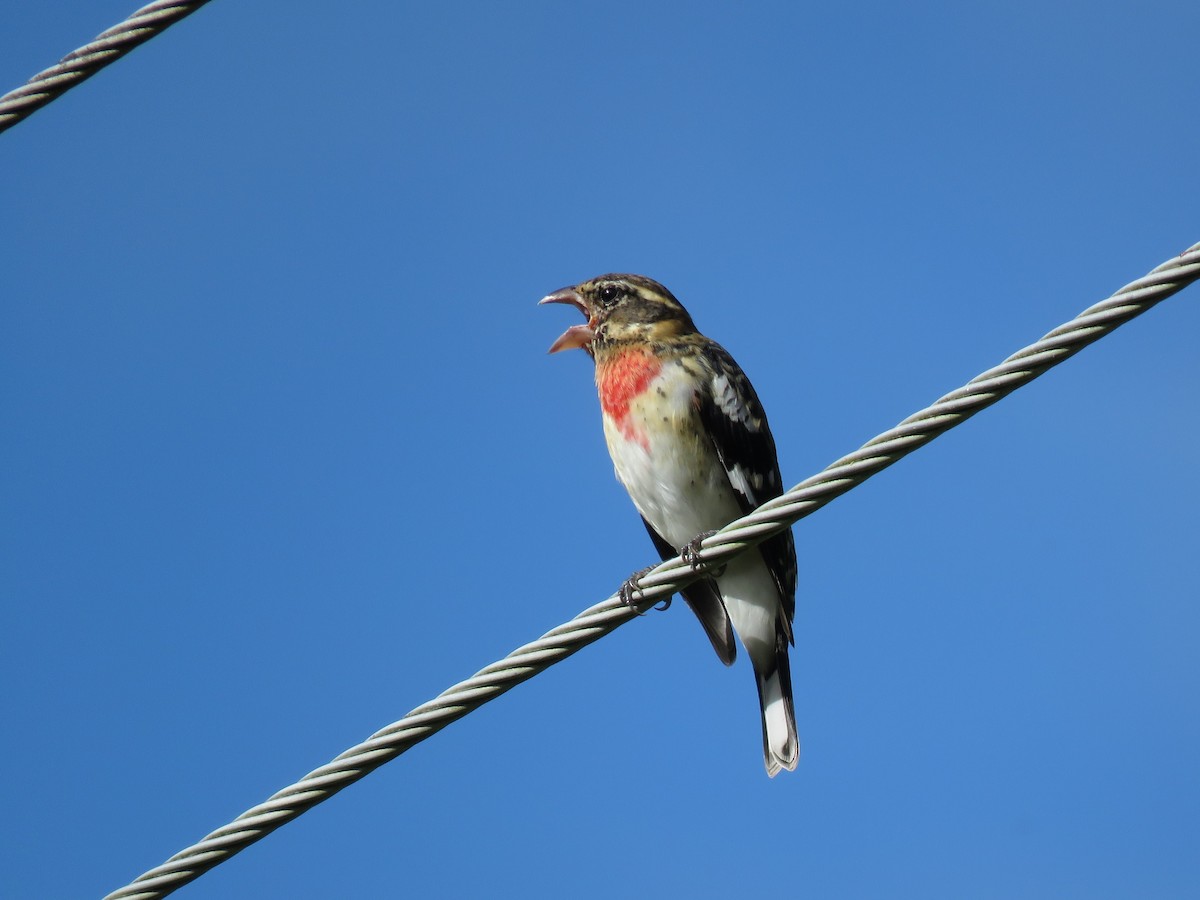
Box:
(103, 240), (1199, 900)
(0, 1), (212, 136)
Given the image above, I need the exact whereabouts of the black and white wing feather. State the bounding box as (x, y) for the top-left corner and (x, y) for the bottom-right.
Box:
(693, 342), (797, 640)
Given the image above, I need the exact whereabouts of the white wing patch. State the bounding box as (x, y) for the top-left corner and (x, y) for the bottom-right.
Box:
(709, 371), (771, 504)
(728, 462), (766, 502)
(712, 373), (758, 428)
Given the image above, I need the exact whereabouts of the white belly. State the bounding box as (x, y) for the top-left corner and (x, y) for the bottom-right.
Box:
(601, 363), (743, 551)
(600, 360), (786, 662)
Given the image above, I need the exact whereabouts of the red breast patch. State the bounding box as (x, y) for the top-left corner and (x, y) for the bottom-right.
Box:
(597, 350), (662, 422)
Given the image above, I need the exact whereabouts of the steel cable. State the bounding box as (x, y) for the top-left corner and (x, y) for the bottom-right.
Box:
(103, 240), (1199, 899)
(0, 1), (212, 136)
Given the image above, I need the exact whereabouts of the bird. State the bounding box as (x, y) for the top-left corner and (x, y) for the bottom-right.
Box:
(540, 273), (798, 776)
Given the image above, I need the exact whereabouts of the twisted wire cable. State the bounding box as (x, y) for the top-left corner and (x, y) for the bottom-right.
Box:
(104, 241), (1200, 900)
(0, 1), (212, 136)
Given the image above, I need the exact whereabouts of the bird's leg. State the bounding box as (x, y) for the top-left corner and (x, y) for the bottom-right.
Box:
(619, 565), (672, 612)
(681, 530), (725, 576)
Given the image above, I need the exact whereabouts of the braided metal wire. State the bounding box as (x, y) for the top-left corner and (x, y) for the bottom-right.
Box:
(0, 1), (212, 136)
(103, 240), (1199, 900)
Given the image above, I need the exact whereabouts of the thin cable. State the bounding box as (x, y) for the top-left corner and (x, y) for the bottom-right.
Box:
(0, 1), (212, 136)
(104, 241), (1199, 899)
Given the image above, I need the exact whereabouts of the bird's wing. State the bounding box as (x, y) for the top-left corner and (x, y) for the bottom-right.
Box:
(694, 342), (797, 641)
(641, 516), (736, 666)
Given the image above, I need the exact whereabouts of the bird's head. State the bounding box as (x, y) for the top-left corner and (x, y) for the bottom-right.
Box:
(539, 274), (696, 356)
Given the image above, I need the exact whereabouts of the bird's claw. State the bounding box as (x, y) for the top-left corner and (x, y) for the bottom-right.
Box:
(620, 566), (672, 612)
(681, 530), (721, 573)
(619, 566), (653, 611)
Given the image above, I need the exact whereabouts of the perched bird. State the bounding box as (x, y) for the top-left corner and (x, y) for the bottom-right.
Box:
(541, 274), (799, 776)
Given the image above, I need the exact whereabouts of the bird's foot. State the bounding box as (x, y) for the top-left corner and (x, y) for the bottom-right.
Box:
(682, 530), (724, 576)
(619, 566), (671, 612)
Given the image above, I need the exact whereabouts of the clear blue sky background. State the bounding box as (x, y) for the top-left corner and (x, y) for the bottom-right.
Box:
(2, 3), (1197, 898)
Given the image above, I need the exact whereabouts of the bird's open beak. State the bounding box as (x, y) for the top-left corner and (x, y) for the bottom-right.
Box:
(539, 286), (595, 354)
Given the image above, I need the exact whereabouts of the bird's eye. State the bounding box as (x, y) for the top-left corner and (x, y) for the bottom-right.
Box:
(599, 284), (620, 305)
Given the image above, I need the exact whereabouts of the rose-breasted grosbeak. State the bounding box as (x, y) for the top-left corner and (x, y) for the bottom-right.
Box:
(541, 274), (799, 776)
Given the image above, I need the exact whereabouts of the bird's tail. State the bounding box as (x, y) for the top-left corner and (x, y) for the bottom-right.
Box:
(753, 632), (799, 777)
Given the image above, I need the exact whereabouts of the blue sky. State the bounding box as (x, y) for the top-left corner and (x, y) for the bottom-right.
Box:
(2, 2), (1198, 898)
